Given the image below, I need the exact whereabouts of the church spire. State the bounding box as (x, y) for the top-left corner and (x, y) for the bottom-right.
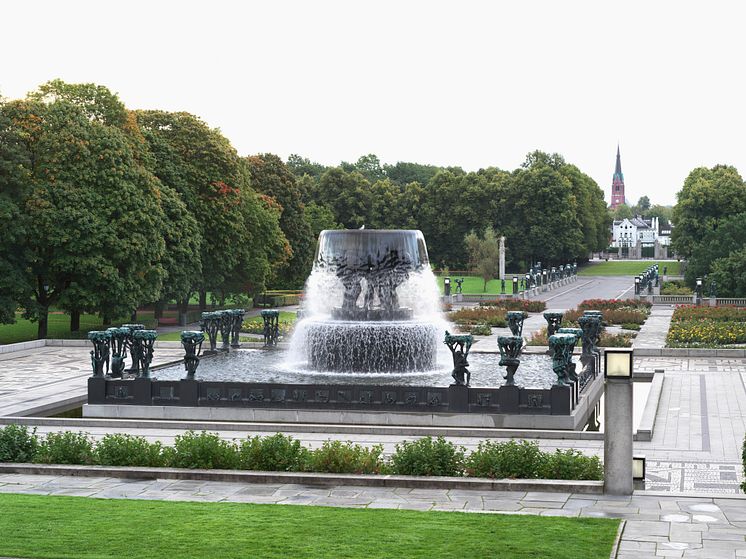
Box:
(614, 144), (623, 178)
(610, 145), (626, 209)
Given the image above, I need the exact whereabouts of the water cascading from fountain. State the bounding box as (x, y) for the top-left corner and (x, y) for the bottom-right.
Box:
(287, 229), (448, 373)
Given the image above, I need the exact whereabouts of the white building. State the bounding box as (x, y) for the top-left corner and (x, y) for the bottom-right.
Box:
(611, 216), (672, 248)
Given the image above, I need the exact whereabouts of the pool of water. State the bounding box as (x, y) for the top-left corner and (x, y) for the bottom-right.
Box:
(153, 348), (561, 389)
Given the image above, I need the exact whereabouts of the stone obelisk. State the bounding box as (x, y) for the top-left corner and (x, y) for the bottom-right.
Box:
(499, 236), (506, 280)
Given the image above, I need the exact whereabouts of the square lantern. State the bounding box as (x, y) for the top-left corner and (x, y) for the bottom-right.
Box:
(633, 455), (646, 480)
(604, 348), (633, 378)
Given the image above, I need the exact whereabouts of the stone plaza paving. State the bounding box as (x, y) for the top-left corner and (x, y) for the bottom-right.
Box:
(0, 278), (744, 557)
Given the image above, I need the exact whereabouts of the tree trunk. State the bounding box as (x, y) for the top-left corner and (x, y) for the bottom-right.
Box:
(37, 307), (49, 339)
(154, 300), (164, 319)
(102, 313), (112, 327)
(70, 310), (81, 332)
(130, 310), (138, 322)
(199, 290), (207, 311)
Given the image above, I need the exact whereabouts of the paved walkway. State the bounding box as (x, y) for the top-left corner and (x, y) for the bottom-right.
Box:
(635, 307), (676, 349)
(0, 473), (744, 558)
(0, 346), (185, 417)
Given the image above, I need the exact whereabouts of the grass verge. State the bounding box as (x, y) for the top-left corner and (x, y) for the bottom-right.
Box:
(435, 274), (518, 295)
(0, 493), (619, 559)
(578, 260), (680, 277)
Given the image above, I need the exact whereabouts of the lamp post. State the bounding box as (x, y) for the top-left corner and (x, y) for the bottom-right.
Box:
(444, 277), (451, 298)
(512, 276), (518, 297)
(634, 276), (640, 296)
(696, 277), (703, 305)
(603, 348), (634, 495)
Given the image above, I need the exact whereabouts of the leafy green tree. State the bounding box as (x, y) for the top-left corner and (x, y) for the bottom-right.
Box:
(507, 157), (585, 265)
(384, 161), (442, 187)
(635, 195), (651, 213)
(341, 154), (386, 183)
(316, 168), (373, 229)
(684, 213), (746, 286)
(465, 227), (501, 291)
(286, 154), (327, 182)
(246, 153), (314, 288)
(647, 204), (673, 222)
(671, 165), (746, 259)
(1, 98), (167, 338)
(708, 248), (746, 297)
(136, 110), (255, 307)
(612, 204), (633, 220)
(304, 202), (341, 238)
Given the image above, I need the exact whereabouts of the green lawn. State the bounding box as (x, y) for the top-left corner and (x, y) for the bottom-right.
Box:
(435, 274), (520, 295)
(157, 311), (297, 341)
(578, 260), (681, 277)
(0, 493), (619, 559)
(0, 312), (157, 345)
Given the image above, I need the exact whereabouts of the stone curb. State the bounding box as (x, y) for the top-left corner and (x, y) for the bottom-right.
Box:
(609, 520), (626, 559)
(0, 463), (605, 494)
(635, 371), (664, 442)
(633, 347), (746, 357)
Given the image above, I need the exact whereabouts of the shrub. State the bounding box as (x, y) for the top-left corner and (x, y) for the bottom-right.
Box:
(599, 332), (635, 347)
(389, 437), (465, 477)
(621, 323), (641, 331)
(168, 431), (238, 470)
(305, 440), (384, 474)
(465, 440), (545, 479)
(466, 324), (493, 336)
(539, 449), (603, 481)
(448, 307), (507, 328)
(563, 308), (647, 327)
(480, 299), (546, 312)
(526, 327), (548, 346)
(0, 424), (39, 463)
(578, 299), (651, 312)
(661, 281), (693, 295)
(95, 434), (165, 467)
(35, 431), (95, 465)
(238, 434), (309, 472)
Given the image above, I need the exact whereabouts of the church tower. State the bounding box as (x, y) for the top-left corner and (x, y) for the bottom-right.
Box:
(610, 145), (626, 208)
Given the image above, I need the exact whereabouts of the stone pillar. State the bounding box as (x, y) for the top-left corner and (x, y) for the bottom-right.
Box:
(654, 240), (662, 259)
(604, 377), (634, 495)
(499, 236), (506, 280)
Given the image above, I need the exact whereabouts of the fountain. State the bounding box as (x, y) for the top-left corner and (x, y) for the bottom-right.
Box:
(290, 229), (442, 373)
(86, 229), (605, 430)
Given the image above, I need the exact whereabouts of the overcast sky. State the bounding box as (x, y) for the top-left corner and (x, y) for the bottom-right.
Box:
(2, 1), (745, 206)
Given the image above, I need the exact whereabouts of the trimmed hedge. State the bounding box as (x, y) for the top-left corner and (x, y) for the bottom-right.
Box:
(0, 427), (604, 482)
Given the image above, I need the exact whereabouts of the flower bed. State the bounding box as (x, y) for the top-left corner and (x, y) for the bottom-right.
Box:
(667, 305), (746, 347)
(578, 299), (651, 312)
(448, 307), (511, 328)
(0, 427), (602, 481)
(479, 299), (546, 312)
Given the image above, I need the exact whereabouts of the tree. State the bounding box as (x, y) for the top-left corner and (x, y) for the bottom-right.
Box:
(137, 110), (256, 307)
(286, 154), (327, 182)
(612, 204), (633, 220)
(646, 204), (673, 222)
(635, 195), (651, 213)
(341, 154), (386, 183)
(316, 168), (373, 229)
(684, 212), (746, 287)
(671, 165), (746, 259)
(0, 97), (168, 338)
(708, 248), (746, 297)
(304, 202), (341, 238)
(464, 227), (501, 292)
(245, 154), (314, 288)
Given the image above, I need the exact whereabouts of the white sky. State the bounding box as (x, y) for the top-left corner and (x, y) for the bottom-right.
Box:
(2, 0), (745, 207)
